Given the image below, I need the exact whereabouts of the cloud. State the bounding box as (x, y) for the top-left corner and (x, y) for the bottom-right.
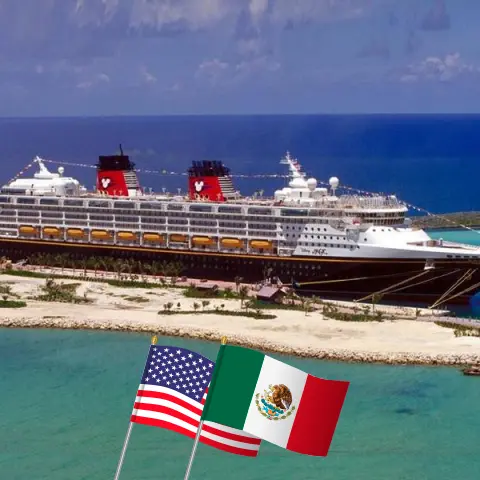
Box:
(140, 66), (157, 84)
(235, 55), (280, 76)
(195, 58), (230, 85)
(270, 0), (368, 29)
(396, 53), (480, 83)
(420, 0), (450, 31)
(76, 72), (110, 89)
(248, 0), (269, 24)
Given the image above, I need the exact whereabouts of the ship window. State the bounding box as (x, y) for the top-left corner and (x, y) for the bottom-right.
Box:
(140, 202), (162, 210)
(40, 198), (59, 205)
(218, 206), (242, 214)
(190, 205), (213, 213)
(248, 208), (272, 215)
(0, 196), (9, 203)
(89, 200), (111, 208)
(64, 199), (84, 207)
(114, 201), (135, 209)
(17, 197), (36, 204)
(168, 204), (183, 211)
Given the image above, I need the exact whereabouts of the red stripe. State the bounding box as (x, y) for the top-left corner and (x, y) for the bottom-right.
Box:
(200, 423), (261, 445)
(136, 390), (202, 415)
(286, 376), (349, 456)
(133, 402), (199, 429)
(130, 415), (258, 457)
(132, 403), (261, 446)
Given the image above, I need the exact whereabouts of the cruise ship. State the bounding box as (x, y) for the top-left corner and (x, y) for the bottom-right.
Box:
(1, 150), (480, 305)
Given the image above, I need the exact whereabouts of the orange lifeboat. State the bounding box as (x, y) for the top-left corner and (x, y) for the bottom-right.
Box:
(192, 236), (215, 246)
(43, 227), (61, 237)
(143, 233), (165, 243)
(117, 231), (137, 241)
(91, 230), (112, 240)
(19, 225), (37, 236)
(67, 228), (85, 238)
(250, 240), (273, 249)
(220, 238), (243, 248)
(170, 234), (188, 243)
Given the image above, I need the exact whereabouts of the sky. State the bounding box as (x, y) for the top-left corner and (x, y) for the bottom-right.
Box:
(1, 0), (480, 115)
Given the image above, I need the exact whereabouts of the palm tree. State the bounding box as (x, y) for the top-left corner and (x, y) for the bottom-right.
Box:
(285, 289), (297, 306)
(234, 276), (242, 293)
(113, 259), (127, 280)
(79, 257), (89, 277)
(149, 260), (161, 282)
(303, 299), (312, 316)
(244, 299), (255, 312)
(201, 300), (210, 311)
(193, 302), (200, 313)
(90, 257), (102, 277)
(55, 253), (69, 274)
(68, 255), (77, 274)
(160, 260), (172, 278)
(169, 261), (183, 284)
(238, 285), (249, 308)
(371, 293), (383, 312)
(99, 257), (111, 277)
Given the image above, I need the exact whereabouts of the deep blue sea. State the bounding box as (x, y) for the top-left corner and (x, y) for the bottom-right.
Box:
(1, 114), (480, 213)
(1, 115), (480, 479)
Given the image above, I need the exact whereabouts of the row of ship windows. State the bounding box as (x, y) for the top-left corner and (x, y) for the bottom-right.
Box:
(0, 197), (405, 219)
(0, 211), (401, 228)
(0, 207), (404, 224)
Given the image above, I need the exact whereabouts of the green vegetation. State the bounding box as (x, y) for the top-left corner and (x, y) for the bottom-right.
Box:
(122, 295), (149, 303)
(0, 283), (20, 298)
(34, 278), (92, 304)
(434, 320), (480, 337)
(158, 308), (276, 320)
(322, 303), (386, 322)
(412, 212), (480, 229)
(15, 253), (184, 284)
(0, 299), (26, 308)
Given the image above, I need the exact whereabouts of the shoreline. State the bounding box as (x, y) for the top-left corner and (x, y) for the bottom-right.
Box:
(2, 315), (479, 367)
(0, 273), (479, 367)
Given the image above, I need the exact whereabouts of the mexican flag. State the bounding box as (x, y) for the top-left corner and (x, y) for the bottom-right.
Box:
(201, 345), (349, 457)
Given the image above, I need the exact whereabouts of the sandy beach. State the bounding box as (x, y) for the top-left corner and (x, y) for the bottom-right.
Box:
(1, 272), (479, 366)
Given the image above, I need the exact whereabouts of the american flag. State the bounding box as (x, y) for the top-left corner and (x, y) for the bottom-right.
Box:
(130, 345), (261, 456)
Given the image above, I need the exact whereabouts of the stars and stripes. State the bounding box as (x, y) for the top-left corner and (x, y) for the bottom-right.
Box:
(130, 345), (261, 457)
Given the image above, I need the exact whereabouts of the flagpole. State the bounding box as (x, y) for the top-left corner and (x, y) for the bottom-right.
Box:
(183, 336), (227, 480)
(113, 334), (158, 480)
(113, 422), (134, 480)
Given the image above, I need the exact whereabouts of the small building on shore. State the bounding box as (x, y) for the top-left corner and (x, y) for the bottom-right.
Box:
(256, 286), (287, 304)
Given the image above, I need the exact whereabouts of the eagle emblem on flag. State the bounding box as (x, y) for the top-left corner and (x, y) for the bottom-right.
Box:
(255, 384), (295, 421)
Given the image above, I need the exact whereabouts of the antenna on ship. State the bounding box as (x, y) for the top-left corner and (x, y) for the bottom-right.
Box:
(119, 144), (124, 156)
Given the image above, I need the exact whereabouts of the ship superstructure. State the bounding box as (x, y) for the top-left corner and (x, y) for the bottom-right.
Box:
(1, 151), (480, 304)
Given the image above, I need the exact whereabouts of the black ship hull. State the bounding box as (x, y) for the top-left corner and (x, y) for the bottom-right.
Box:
(1, 237), (479, 306)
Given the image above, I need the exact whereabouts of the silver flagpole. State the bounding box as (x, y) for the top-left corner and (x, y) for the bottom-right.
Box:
(113, 422), (134, 480)
(183, 336), (227, 480)
(113, 334), (158, 480)
(183, 420), (204, 480)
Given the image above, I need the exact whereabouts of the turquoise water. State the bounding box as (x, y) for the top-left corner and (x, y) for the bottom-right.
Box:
(429, 229), (480, 246)
(1, 329), (479, 480)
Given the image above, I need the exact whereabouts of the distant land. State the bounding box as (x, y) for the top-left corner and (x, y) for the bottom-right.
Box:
(413, 212), (480, 229)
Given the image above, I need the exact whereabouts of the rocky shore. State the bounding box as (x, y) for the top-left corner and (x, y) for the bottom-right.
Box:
(2, 314), (479, 366)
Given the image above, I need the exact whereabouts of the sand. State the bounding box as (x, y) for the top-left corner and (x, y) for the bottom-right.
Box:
(1, 273), (479, 366)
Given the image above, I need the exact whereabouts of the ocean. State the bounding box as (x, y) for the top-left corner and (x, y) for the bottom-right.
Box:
(1, 115), (480, 479)
(1, 114), (480, 214)
(1, 329), (479, 480)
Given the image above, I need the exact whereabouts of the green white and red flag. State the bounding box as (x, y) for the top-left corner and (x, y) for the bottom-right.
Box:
(201, 345), (349, 456)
